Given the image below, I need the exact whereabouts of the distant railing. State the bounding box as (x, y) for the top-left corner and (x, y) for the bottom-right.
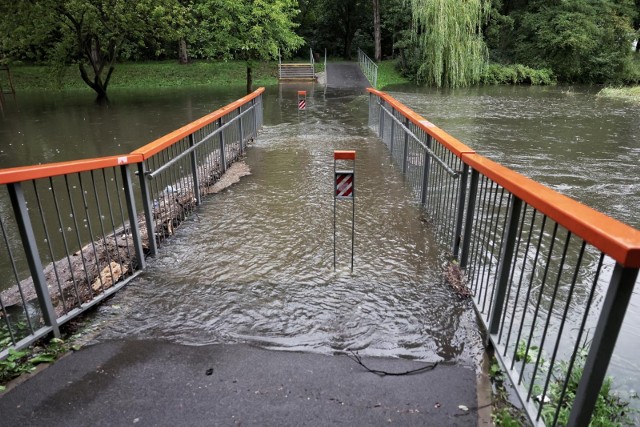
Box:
(368, 88), (640, 426)
(358, 48), (378, 89)
(0, 88), (264, 359)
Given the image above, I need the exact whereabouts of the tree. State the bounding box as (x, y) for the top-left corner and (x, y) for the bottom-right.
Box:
(514, 0), (637, 83)
(373, 0), (381, 61)
(0, 1), (178, 100)
(316, 0), (369, 59)
(409, 0), (491, 87)
(191, 0), (304, 93)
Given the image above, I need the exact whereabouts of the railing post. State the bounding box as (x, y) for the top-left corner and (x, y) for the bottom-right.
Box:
(568, 264), (638, 426)
(420, 135), (432, 205)
(237, 107), (245, 154)
(120, 165), (146, 270)
(389, 108), (396, 159)
(253, 98), (259, 141)
(452, 164), (469, 258)
(188, 134), (201, 206)
(460, 168), (479, 269)
(402, 118), (409, 174)
(7, 182), (60, 337)
(488, 194), (522, 337)
(379, 100), (385, 140)
(137, 162), (157, 256)
(218, 118), (227, 173)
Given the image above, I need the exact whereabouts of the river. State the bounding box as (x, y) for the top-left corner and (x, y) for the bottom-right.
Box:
(0, 83), (638, 400)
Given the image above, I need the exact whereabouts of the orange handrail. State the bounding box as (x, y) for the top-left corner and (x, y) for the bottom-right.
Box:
(0, 154), (143, 185)
(369, 88), (640, 268)
(368, 88), (476, 158)
(131, 87), (265, 160)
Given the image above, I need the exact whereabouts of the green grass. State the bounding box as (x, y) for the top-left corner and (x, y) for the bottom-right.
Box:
(5, 60), (279, 92)
(597, 86), (640, 102)
(376, 60), (410, 89)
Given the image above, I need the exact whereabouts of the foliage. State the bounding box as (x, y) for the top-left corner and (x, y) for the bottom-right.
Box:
(597, 86), (640, 103)
(408, 0), (491, 87)
(492, 0), (639, 84)
(533, 348), (637, 426)
(481, 63), (555, 85)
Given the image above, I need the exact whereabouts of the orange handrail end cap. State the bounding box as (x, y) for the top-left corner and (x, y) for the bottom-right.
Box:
(334, 150), (356, 160)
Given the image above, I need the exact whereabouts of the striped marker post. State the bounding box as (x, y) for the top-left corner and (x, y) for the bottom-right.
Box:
(297, 90), (306, 111)
(333, 150), (356, 272)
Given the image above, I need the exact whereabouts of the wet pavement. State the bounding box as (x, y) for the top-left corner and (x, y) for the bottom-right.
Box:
(326, 63), (371, 89)
(0, 340), (479, 426)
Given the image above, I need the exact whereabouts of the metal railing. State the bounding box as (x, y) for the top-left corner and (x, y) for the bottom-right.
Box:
(358, 48), (378, 89)
(0, 88), (264, 359)
(368, 88), (640, 426)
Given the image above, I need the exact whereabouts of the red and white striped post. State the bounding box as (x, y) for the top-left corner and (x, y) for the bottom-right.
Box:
(297, 90), (307, 111)
(333, 150), (356, 272)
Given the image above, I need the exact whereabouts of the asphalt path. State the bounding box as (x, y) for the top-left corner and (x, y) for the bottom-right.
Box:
(326, 62), (371, 90)
(0, 341), (478, 426)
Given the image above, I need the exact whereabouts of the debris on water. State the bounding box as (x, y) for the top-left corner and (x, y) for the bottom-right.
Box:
(443, 261), (472, 299)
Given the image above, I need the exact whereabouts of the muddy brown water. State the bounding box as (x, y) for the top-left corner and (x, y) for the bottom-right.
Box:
(0, 84), (638, 398)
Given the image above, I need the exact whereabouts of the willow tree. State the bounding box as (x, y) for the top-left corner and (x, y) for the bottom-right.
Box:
(409, 0), (490, 87)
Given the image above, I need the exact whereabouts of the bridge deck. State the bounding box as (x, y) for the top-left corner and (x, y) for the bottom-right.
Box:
(0, 340), (479, 426)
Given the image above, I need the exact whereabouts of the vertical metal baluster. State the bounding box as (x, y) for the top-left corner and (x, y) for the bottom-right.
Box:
(538, 240), (586, 422)
(7, 182), (60, 337)
(504, 209), (537, 353)
(189, 134), (202, 206)
(102, 169), (126, 273)
(112, 169), (134, 267)
(78, 173), (106, 293)
(32, 181), (68, 314)
(519, 221), (558, 385)
(0, 216), (35, 338)
(511, 214), (547, 371)
(453, 164), (469, 258)
(137, 161), (157, 256)
(379, 100), (385, 139)
(238, 107), (245, 154)
(120, 165), (145, 271)
(460, 168), (479, 268)
(498, 203), (529, 342)
(51, 178), (81, 304)
(90, 170), (115, 289)
(402, 118), (409, 175)
(487, 195), (522, 338)
(219, 118), (227, 173)
(389, 109), (396, 159)
(65, 175), (93, 295)
(568, 263), (639, 426)
(420, 136), (432, 206)
(486, 189), (509, 314)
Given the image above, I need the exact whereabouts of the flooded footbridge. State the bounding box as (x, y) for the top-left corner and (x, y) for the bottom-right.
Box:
(1, 71), (639, 425)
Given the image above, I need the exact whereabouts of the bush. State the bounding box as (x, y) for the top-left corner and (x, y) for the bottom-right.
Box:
(481, 63), (555, 85)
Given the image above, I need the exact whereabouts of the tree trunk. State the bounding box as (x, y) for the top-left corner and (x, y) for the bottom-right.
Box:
(373, 0), (381, 61)
(178, 38), (189, 64)
(246, 64), (253, 94)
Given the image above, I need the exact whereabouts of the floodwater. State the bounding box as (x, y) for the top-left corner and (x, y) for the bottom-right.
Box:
(1, 84), (638, 389)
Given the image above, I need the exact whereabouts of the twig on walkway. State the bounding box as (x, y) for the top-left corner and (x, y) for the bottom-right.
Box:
(346, 350), (438, 377)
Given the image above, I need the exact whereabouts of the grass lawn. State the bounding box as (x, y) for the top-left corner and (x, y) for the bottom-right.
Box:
(376, 60), (410, 89)
(5, 60), (280, 92)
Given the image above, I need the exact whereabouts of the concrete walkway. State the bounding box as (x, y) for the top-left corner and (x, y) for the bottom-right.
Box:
(0, 340), (479, 426)
(326, 62), (371, 90)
